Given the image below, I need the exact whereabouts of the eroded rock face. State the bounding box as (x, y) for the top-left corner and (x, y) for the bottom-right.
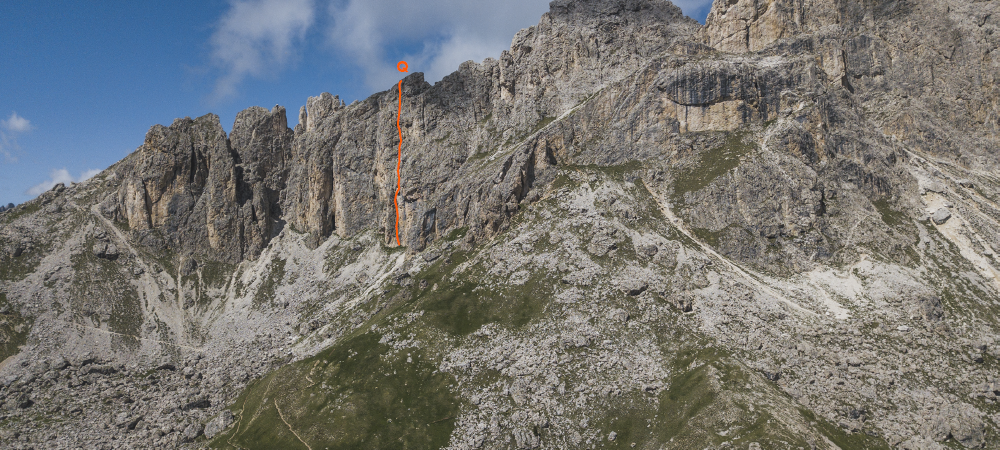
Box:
(704, 0), (1000, 168)
(653, 57), (823, 132)
(111, 107), (292, 263)
(280, 0), (702, 250)
(94, 0), (998, 274)
(226, 106), (294, 259)
(116, 114), (228, 252)
(703, 0), (815, 53)
(99, 0), (703, 257)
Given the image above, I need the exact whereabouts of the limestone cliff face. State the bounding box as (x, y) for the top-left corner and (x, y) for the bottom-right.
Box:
(110, 106), (291, 263)
(104, 0), (702, 259)
(115, 115), (228, 250)
(34, 0), (995, 304)
(279, 0), (703, 250)
(703, 0), (814, 53)
(101, 0), (998, 273)
(226, 106), (294, 258)
(704, 0), (1000, 164)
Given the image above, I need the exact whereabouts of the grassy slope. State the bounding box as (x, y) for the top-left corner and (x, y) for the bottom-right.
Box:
(208, 164), (892, 449)
(218, 331), (458, 450)
(0, 292), (32, 363)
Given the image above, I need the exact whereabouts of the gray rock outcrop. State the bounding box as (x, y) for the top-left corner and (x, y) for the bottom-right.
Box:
(932, 208), (952, 225)
(2, 0), (1000, 449)
(110, 106), (292, 263)
(203, 410), (233, 439)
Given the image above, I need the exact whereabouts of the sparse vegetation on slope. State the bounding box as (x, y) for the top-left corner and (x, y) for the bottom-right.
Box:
(213, 331), (459, 450)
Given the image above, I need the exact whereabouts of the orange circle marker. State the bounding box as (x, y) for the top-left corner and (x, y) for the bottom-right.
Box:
(397, 61), (408, 72)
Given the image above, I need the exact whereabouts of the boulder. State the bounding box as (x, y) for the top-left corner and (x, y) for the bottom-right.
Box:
(204, 410), (234, 439)
(921, 404), (985, 448)
(607, 308), (630, 323)
(931, 208), (951, 225)
(180, 422), (204, 443)
(92, 242), (119, 260)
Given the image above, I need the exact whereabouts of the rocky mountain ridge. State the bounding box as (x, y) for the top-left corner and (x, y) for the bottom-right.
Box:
(2, 0), (1000, 448)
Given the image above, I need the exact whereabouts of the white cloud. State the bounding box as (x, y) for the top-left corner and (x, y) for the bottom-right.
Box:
(201, 0), (716, 101)
(26, 168), (100, 197)
(323, 0), (718, 91)
(210, 0), (315, 101)
(421, 32), (507, 84)
(326, 0), (551, 90)
(0, 134), (15, 161)
(2, 112), (32, 132)
(0, 111), (32, 161)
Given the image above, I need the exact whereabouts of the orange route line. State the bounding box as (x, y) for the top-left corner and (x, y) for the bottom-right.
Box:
(394, 80), (402, 246)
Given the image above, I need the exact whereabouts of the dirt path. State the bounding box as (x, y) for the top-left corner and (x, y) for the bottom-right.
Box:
(52, 318), (203, 352)
(655, 193), (818, 317)
(60, 201), (199, 352)
(275, 398), (312, 450)
(230, 374), (278, 447)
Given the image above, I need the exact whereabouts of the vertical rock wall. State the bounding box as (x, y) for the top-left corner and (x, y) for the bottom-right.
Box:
(112, 107), (292, 263)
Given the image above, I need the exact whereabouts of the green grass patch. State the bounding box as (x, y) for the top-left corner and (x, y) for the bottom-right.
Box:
(0, 234), (51, 282)
(633, 179), (664, 220)
(690, 227), (723, 247)
(587, 346), (837, 449)
(0, 253), (42, 282)
(107, 288), (143, 349)
(444, 226), (469, 242)
(467, 147), (489, 162)
(433, 131), (452, 144)
(201, 260), (236, 288)
(68, 248), (142, 347)
(596, 160), (644, 179)
(549, 173), (577, 191)
(654, 348), (726, 443)
(872, 199), (908, 227)
(0, 292), (32, 363)
(921, 225), (1000, 326)
(590, 330), (889, 449)
(134, 229), (177, 276)
(253, 258), (286, 308)
(652, 349), (809, 448)
(0, 202), (41, 225)
(588, 392), (662, 449)
(530, 116), (556, 135)
(380, 240), (407, 254)
(414, 255), (551, 336)
(799, 408), (892, 450)
(232, 270), (246, 299)
(561, 160), (644, 182)
(213, 331), (459, 450)
(673, 132), (756, 202)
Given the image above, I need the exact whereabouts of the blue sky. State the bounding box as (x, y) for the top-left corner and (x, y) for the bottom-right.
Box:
(0, 0), (713, 206)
